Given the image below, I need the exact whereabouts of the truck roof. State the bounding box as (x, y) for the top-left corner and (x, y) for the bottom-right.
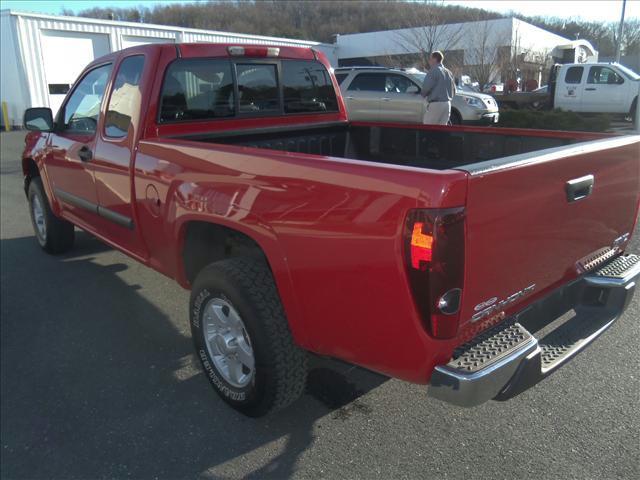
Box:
(87, 42), (320, 68)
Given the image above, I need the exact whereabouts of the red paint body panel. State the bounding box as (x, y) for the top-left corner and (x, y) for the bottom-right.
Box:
(21, 43), (640, 385)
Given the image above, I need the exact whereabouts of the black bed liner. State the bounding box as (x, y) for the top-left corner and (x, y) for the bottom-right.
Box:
(173, 122), (586, 171)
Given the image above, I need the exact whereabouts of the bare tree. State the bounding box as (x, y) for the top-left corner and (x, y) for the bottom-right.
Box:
(394, 1), (466, 71)
(465, 20), (500, 88)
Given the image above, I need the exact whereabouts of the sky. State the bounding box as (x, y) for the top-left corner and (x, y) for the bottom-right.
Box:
(1, 0), (638, 22)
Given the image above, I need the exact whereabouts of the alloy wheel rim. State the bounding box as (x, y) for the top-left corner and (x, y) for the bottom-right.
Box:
(203, 297), (255, 388)
(32, 196), (46, 241)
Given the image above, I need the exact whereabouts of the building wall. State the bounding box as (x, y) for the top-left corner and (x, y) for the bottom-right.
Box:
(0, 10), (333, 126)
(335, 18), (570, 85)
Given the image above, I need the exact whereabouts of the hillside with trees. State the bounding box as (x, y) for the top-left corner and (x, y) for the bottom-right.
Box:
(62, 0), (639, 59)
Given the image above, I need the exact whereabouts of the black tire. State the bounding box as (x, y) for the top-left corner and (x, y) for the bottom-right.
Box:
(631, 97), (637, 126)
(450, 109), (462, 125)
(28, 177), (75, 254)
(190, 257), (308, 416)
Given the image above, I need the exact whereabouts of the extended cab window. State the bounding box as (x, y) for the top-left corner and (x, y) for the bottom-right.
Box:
(236, 63), (279, 113)
(347, 73), (386, 92)
(63, 64), (112, 133)
(105, 55), (144, 138)
(564, 66), (584, 84)
(282, 60), (338, 113)
(587, 66), (624, 85)
(160, 59), (235, 122)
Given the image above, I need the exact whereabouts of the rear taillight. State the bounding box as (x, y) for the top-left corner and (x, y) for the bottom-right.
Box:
(404, 208), (465, 339)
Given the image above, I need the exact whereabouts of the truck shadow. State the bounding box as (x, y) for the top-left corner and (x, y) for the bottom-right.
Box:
(0, 233), (387, 479)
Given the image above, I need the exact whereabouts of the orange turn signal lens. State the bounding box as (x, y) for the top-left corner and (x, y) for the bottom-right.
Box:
(410, 222), (433, 269)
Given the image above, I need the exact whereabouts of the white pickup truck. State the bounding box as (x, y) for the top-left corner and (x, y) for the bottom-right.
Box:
(551, 62), (639, 117)
(496, 63), (639, 120)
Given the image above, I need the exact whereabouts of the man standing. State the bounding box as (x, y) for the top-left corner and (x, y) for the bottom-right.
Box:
(420, 51), (456, 125)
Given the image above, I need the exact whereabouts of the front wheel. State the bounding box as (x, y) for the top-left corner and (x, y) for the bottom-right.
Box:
(28, 177), (75, 254)
(190, 257), (307, 416)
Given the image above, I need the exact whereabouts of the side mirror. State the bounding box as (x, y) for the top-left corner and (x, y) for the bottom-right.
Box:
(24, 108), (54, 132)
(407, 85), (420, 94)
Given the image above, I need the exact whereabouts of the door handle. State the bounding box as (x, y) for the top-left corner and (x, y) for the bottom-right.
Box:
(78, 145), (93, 162)
(382, 97), (391, 101)
(585, 87), (596, 91)
(566, 174), (594, 202)
(344, 96), (354, 100)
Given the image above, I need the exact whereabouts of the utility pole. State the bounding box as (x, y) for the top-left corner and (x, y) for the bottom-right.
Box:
(615, 0), (627, 63)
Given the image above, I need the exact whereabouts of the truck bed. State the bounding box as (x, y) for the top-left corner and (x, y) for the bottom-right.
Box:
(178, 122), (606, 171)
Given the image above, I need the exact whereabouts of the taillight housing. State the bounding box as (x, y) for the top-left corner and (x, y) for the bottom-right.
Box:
(404, 208), (465, 339)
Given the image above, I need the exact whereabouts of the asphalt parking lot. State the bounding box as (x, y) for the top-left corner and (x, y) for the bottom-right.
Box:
(1, 130), (638, 480)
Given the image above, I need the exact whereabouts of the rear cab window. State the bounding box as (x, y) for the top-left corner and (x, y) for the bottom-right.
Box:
(564, 66), (584, 84)
(160, 59), (235, 122)
(158, 57), (338, 122)
(282, 60), (338, 113)
(105, 55), (145, 138)
(236, 63), (279, 113)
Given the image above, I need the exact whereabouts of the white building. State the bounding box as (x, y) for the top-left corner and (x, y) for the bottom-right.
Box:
(335, 18), (586, 85)
(0, 9), (337, 127)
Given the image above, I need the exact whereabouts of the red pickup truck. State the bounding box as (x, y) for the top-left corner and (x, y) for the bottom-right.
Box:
(22, 43), (640, 417)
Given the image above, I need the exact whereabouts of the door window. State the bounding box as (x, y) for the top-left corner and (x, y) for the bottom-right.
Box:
(564, 66), (584, 84)
(281, 60), (339, 113)
(62, 63), (112, 134)
(384, 74), (418, 93)
(587, 66), (624, 85)
(236, 64), (280, 113)
(347, 73), (386, 92)
(105, 56), (145, 138)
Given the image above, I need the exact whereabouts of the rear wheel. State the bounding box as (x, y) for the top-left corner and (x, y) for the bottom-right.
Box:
(28, 177), (75, 254)
(190, 257), (307, 416)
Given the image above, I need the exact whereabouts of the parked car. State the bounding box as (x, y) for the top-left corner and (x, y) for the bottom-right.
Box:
(21, 43), (640, 417)
(334, 66), (499, 125)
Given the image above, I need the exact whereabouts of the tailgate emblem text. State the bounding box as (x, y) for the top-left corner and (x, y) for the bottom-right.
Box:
(471, 284), (536, 323)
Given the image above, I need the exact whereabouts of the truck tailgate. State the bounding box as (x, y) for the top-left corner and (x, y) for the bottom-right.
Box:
(458, 135), (640, 336)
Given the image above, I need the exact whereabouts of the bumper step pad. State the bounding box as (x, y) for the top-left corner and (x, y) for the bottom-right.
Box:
(429, 253), (640, 407)
(593, 253), (639, 279)
(448, 321), (533, 373)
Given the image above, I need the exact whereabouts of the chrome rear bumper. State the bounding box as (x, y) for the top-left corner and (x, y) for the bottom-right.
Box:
(429, 254), (639, 407)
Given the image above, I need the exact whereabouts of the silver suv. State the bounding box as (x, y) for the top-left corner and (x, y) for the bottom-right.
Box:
(334, 67), (499, 125)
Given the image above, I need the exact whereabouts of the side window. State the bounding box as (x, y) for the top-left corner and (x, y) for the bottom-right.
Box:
(587, 66), (624, 85)
(63, 64), (112, 134)
(281, 60), (339, 113)
(236, 63), (279, 113)
(105, 56), (145, 138)
(334, 73), (349, 85)
(347, 73), (386, 92)
(159, 59), (235, 122)
(564, 66), (584, 84)
(385, 74), (418, 93)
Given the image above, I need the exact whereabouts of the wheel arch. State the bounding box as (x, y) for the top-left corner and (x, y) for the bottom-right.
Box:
(22, 157), (39, 194)
(175, 216), (308, 347)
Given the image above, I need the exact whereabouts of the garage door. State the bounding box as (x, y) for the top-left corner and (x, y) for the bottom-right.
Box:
(40, 30), (110, 115)
(121, 35), (175, 49)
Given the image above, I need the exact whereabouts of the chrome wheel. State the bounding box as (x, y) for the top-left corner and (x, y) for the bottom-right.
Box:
(203, 297), (255, 388)
(32, 195), (46, 242)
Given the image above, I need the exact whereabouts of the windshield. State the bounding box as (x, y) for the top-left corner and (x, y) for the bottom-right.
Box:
(615, 63), (640, 80)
